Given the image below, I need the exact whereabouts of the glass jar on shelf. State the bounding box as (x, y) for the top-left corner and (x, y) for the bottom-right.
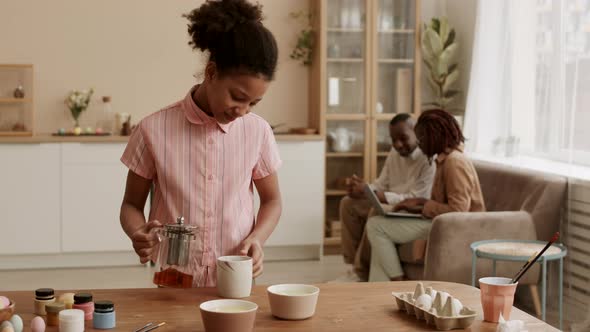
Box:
(100, 96), (115, 134)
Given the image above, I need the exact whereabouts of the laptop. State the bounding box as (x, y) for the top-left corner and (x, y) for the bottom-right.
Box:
(364, 184), (423, 218)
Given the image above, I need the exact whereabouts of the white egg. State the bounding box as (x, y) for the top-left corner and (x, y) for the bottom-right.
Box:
(452, 298), (463, 315)
(30, 316), (45, 332)
(8, 315), (23, 332)
(415, 294), (433, 311)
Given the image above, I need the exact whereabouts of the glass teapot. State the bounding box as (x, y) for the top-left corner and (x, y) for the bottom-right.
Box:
(152, 216), (200, 288)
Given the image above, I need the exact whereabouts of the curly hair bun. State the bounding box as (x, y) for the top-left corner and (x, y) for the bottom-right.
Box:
(184, 0), (278, 80)
(185, 0), (263, 52)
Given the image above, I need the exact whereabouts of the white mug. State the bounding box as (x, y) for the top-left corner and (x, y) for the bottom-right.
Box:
(216, 256), (253, 298)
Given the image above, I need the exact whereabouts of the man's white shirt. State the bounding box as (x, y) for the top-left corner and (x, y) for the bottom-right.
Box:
(370, 147), (436, 205)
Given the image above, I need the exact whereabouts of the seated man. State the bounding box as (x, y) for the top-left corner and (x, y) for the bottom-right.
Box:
(366, 109), (486, 282)
(337, 113), (436, 281)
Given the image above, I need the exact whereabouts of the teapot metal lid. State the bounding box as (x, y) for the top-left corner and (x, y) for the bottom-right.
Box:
(162, 216), (197, 239)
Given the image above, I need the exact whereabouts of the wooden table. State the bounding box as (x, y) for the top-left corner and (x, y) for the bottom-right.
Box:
(3, 281), (559, 331)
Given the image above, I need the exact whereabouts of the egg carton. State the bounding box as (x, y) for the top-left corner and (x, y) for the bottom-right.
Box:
(392, 292), (477, 331)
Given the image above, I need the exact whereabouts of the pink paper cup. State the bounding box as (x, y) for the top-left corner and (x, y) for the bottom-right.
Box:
(479, 277), (518, 323)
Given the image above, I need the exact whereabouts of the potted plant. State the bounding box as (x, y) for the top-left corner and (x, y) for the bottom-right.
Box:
(65, 88), (94, 129)
(289, 10), (314, 66)
(421, 17), (460, 113)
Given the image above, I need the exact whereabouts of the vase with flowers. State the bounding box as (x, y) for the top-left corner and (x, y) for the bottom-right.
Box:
(65, 88), (94, 129)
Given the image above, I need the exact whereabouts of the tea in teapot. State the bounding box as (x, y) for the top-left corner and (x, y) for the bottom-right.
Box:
(152, 216), (199, 288)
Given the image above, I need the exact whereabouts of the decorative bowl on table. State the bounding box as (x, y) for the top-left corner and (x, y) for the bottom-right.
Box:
(289, 127), (317, 135)
(199, 299), (257, 332)
(267, 284), (319, 320)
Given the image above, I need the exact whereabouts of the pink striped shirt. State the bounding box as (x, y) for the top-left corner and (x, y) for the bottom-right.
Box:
(121, 85), (282, 287)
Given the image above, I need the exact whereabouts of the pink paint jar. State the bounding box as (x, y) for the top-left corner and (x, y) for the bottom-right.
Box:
(72, 293), (94, 320)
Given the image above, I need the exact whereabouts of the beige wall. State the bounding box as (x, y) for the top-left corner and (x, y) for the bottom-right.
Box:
(0, 0), (310, 133)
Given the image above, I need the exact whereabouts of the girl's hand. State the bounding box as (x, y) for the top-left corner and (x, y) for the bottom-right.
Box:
(130, 220), (162, 264)
(394, 198), (428, 214)
(239, 236), (264, 277)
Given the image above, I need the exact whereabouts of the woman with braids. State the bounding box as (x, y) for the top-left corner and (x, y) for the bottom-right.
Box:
(119, 0), (282, 286)
(365, 109), (485, 282)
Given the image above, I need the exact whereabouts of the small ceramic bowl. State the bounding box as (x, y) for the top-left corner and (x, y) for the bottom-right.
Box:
(289, 127), (317, 135)
(267, 284), (320, 320)
(199, 299), (257, 332)
(0, 300), (15, 324)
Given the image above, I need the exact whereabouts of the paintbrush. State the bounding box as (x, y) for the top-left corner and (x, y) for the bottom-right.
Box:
(143, 322), (166, 332)
(510, 251), (538, 283)
(134, 322), (153, 332)
(511, 232), (560, 284)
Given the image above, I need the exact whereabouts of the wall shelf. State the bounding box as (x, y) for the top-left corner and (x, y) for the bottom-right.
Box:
(378, 29), (415, 34)
(326, 190), (348, 196)
(327, 58), (364, 63)
(0, 98), (31, 104)
(0, 64), (34, 136)
(310, 0), (421, 248)
(0, 131), (32, 137)
(378, 59), (415, 64)
(328, 28), (364, 33)
(326, 152), (364, 158)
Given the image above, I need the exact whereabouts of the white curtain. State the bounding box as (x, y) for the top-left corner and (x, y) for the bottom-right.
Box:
(464, 1), (590, 328)
(463, 0), (515, 154)
(464, 0), (590, 166)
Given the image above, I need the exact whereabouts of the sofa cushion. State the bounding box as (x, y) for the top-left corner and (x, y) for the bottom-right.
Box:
(399, 160), (566, 284)
(472, 160), (566, 241)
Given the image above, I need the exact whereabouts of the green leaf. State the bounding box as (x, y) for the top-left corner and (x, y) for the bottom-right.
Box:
(443, 69), (459, 91)
(448, 63), (458, 75)
(444, 29), (456, 49)
(441, 96), (456, 107)
(439, 42), (458, 65)
(421, 29), (443, 59)
(447, 107), (465, 114)
(439, 17), (450, 47)
(443, 90), (461, 98)
(435, 59), (448, 78)
(422, 57), (434, 72)
(422, 102), (443, 108)
(431, 18), (440, 33)
(426, 73), (440, 95)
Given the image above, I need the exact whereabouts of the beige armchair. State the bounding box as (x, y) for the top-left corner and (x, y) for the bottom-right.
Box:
(398, 160), (567, 293)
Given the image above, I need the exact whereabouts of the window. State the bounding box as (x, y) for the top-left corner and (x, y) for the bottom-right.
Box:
(465, 0), (590, 166)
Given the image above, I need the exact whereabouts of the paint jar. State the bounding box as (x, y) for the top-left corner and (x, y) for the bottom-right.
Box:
(93, 300), (116, 329)
(59, 309), (85, 332)
(34, 288), (56, 315)
(59, 292), (76, 309)
(45, 301), (65, 326)
(72, 293), (94, 320)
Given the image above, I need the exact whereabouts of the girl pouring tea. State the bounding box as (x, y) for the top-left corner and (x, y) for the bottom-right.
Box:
(119, 0), (282, 287)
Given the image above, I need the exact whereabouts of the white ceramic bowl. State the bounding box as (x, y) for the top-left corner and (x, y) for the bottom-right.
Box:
(267, 284), (320, 320)
(199, 299), (257, 332)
